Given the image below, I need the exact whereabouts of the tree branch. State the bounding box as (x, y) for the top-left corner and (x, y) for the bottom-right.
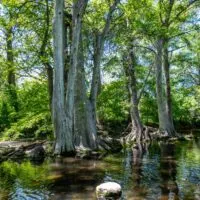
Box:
(102, 0), (120, 39)
(132, 45), (156, 54)
(168, 45), (187, 52)
(169, 0), (199, 25)
(169, 29), (199, 39)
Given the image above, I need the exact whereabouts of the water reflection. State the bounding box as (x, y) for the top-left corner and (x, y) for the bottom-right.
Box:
(124, 143), (148, 199)
(0, 138), (200, 200)
(159, 143), (179, 200)
(48, 158), (104, 199)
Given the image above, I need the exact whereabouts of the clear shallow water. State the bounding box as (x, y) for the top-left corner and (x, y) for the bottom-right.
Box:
(0, 138), (200, 200)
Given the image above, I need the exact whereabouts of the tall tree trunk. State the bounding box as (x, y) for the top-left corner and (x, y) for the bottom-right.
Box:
(63, 12), (72, 93)
(124, 49), (143, 142)
(90, 33), (102, 124)
(163, 38), (176, 136)
(155, 39), (175, 136)
(155, 0), (177, 137)
(74, 35), (97, 149)
(6, 27), (18, 113)
(6, 27), (15, 85)
(65, 0), (88, 150)
(40, 0), (53, 110)
(90, 0), (120, 125)
(53, 0), (74, 154)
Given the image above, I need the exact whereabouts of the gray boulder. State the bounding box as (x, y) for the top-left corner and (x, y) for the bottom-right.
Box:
(96, 182), (122, 200)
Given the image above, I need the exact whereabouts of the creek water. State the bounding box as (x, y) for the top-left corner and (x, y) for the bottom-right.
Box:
(0, 137), (199, 200)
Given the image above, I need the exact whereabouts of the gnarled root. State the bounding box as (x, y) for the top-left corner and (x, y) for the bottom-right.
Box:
(123, 126), (154, 145)
(121, 125), (163, 146)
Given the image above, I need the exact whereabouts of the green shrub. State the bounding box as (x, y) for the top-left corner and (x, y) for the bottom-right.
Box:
(0, 80), (53, 141)
(1, 112), (53, 141)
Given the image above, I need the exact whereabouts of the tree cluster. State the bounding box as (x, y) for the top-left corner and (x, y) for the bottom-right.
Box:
(0, 0), (199, 154)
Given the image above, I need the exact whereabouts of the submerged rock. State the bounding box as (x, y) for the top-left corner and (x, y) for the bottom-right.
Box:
(96, 182), (122, 200)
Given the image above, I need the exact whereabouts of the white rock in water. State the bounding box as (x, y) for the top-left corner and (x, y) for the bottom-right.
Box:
(96, 182), (122, 199)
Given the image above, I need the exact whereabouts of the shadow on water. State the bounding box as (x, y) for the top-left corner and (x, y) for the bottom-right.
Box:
(0, 136), (200, 199)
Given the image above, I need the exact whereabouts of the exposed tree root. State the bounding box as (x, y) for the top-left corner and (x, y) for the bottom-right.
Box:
(123, 125), (155, 144)
(122, 123), (182, 145)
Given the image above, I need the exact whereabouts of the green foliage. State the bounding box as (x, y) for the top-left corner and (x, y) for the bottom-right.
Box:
(6, 85), (19, 113)
(98, 80), (129, 122)
(0, 86), (18, 132)
(85, 0), (113, 31)
(1, 112), (52, 141)
(18, 81), (49, 116)
(140, 92), (158, 125)
(0, 0), (199, 142)
(0, 81), (52, 140)
(173, 86), (200, 128)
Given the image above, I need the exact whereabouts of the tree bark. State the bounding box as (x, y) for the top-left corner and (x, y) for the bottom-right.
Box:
(155, 0), (178, 137)
(90, 33), (103, 124)
(65, 0), (88, 150)
(163, 38), (176, 135)
(6, 27), (15, 86)
(155, 38), (175, 136)
(74, 35), (97, 149)
(63, 12), (72, 93)
(90, 0), (120, 125)
(124, 48), (143, 142)
(53, 0), (74, 154)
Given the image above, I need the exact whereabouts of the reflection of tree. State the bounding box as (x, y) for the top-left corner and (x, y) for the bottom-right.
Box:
(132, 143), (144, 185)
(124, 143), (148, 199)
(48, 158), (107, 199)
(160, 143), (179, 200)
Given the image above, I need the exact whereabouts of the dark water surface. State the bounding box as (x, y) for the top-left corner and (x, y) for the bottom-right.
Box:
(0, 138), (200, 200)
